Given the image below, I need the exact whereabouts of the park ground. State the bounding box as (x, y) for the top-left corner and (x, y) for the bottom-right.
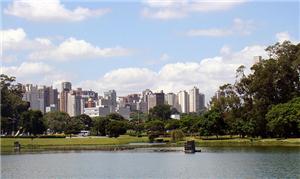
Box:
(1, 135), (300, 154)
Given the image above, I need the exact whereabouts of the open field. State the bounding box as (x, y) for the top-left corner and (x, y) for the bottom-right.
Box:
(1, 135), (300, 153)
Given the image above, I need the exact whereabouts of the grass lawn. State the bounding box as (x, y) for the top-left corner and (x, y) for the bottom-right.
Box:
(1, 135), (149, 153)
(1, 135), (299, 153)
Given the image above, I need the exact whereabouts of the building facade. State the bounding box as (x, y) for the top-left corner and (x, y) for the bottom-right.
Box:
(178, 90), (189, 113)
(147, 91), (165, 111)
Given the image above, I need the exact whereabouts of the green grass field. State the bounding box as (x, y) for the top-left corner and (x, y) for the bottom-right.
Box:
(1, 135), (299, 153)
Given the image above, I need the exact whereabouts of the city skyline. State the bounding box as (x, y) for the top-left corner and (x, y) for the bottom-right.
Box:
(1, 0), (299, 103)
(22, 81), (206, 118)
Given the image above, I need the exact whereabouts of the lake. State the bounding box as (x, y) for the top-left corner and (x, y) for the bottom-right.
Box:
(1, 146), (300, 178)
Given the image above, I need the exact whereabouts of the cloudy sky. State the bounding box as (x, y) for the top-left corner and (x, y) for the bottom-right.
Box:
(1, 0), (299, 103)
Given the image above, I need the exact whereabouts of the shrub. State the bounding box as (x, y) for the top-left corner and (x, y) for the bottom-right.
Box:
(171, 129), (185, 142)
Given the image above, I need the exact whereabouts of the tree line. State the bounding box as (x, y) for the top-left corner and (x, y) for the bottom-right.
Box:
(1, 41), (299, 139)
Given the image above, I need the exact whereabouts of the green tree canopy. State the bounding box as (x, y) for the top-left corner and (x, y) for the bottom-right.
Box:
(19, 110), (46, 135)
(75, 114), (93, 130)
(65, 117), (84, 136)
(1, 74), (29, 134)
(107, 113), (125, 121)
(106, 120), (127, 138)
(148, 104), (171, 121)
(44, 111), (70, 133)
(92, 117), (110, 136)
(266, 97), (300, 138)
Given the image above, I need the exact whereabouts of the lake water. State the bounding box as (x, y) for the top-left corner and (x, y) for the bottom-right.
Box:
(1, 147), (300, 179)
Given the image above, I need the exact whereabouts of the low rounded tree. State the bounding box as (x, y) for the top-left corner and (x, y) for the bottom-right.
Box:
(170, 129), (185, 142)
(19, 110), (46, 135)
(44, 111), (70, 133)
(107, 121), (127, 138)
(266, 97), (300, 138)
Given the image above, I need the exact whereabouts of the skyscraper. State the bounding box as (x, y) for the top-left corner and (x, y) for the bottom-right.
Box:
(148, 91), (165, 111)
(104, 90), (117, 107)
(104, 90), (117, 112)
(22, 84), (58, 113)
(67, 91), (81, 117)
(60, 82), (72, 113)
(199, 93), (205, 110)
(178, 90), (189, 113)
(165, 93), (179, 109)
(189, 86), (200, 113)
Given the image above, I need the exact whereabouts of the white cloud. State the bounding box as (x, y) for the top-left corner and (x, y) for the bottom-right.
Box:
(79, 44), (267, 103)
(275, 31), (299, 44)
(29, 37), (131, 61)
(1, 62), (73, 89)
(4, 0), (110, 22)
(186, 18), (255, 37)
(1, 28), (53, 51)
(1, 28), (131, 62)
(142, 8), (187, 20)
(142, 0), (245, 20)
(1, 62), (53, 77)
(79, 68), (157, 94)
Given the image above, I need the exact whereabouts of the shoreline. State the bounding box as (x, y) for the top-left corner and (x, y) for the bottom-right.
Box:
(1, 136), (300, 154)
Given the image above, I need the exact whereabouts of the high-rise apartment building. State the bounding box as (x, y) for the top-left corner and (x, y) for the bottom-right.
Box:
(189, 86), (200, 113)
(178, 90), (189, 113)
(67, 91), (82, 117)
(104, 90), (117, 107)
(60, 82), (72, 113)
(199, 93), (205, 110)
(22, 84), (58, 113)
(165, 93), (178, 108)
(147, 91), (165, 111)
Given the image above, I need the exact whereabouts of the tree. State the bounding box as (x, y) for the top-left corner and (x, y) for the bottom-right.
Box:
(65, 117), (84, 137)
(200, 109), (226, 138)
(1, 74), (29, 134)
(148, 104), (171, 121)
(44, 111), (70, 133)
(75, 114), (92, 130)
(92, 117), (110, 136)
(107, 121), (127, 138)
(107, 113), (125, 121)
(165, 119), (181, 131)
(266, 97), (300, 138)
(171, 129), (185, 142)
(180, 114), (201, 134)
(145, 120), (165, 133)
(19, 110), (46, 135)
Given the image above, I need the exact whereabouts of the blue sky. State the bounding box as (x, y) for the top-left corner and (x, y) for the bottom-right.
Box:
(1, 0), (299, 101)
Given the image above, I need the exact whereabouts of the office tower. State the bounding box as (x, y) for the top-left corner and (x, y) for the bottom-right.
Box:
(137, 100), (148, 113)
(178, 90), (189, 113)
(165, 93), (178, 107)
(104, 90), (117, 107)
(189, 86), (200, 113)
(60, 82), (72, 113)
(22, 84), (58, 113)
(199, 93), (205, 110)
(48, 87), (58, 110)
(67, 91), (81, 117)
(61, 82), (72, 91)
(148, 91), (165, 111)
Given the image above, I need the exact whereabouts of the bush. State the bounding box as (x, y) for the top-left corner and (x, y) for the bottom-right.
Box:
(171, 129), (185, 142)
(155, 138), (164, 143)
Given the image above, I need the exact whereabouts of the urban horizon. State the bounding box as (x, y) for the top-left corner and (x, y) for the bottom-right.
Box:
(22, 81), (206, 119)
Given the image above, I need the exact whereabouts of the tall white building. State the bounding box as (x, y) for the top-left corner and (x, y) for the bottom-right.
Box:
(67, 91), (81, 117)
(177, 91), (189, 113)
(189, 87), (200, 113)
